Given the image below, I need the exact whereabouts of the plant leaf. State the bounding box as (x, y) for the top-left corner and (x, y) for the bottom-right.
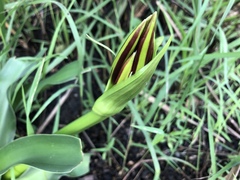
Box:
(0, 57), (35, 148)
(67, 153), (91, 177)
(0, 134), (83, 175)
(37, 61), (81, 93)
(16, 168), (61, 180)
(15, 154), (90, 180)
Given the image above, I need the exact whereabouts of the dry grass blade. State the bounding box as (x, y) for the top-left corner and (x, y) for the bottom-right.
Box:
(225, 164), (240, 180)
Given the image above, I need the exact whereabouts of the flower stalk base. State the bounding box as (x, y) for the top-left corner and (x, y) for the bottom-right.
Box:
(55, 111), (106, 135)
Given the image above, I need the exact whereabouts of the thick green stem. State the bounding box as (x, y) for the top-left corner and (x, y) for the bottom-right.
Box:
(55, 110), (107, 135)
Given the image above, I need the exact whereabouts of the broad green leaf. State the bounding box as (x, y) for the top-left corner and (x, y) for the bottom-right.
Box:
(0, 134), (83, 175)
(15, 153), (90, 180)
(0, 57), (34, 148)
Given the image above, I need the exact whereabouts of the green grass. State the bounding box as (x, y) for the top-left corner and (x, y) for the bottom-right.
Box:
(0, 0), (239, 179)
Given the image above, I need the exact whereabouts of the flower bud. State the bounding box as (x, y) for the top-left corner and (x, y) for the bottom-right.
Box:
(93, 12), (172, 117)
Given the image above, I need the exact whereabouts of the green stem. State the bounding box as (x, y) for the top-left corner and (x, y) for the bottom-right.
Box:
(55, 110), (107, 135)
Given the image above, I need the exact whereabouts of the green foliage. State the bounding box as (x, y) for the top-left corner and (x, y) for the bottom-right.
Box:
(0, 57), (35, 147)
(0, 0), (239, 179)
(0, 0), (86, 179)
(0, 135), (82, 175)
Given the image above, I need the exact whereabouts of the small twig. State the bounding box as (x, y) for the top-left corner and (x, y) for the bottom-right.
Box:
(133, 166), (144, 180)
(32, 4), (46, 35)
(225, 164), (240, 180)
(227, 126), (240, 139)
(156, 1), (182, 40)
(135, 4), (148, 18)
(111, 116), (129, 137)
(82, 131), (102, 160)
(37, 88), (73, 134)
(5, 22), (29, 50)
(199, 69), (219, 103)
(123, 158), (159, 180)
(210, 111), (240, 139)
(5, 22), (16, 35)
(115, 116), (132, 173)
